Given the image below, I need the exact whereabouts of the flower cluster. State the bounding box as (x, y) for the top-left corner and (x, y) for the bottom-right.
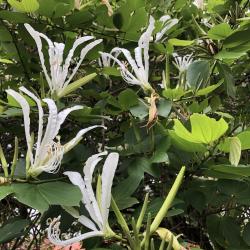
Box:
(5, 14), (185, 247)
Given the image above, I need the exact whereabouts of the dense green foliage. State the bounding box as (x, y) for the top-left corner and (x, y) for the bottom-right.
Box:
(0, 0), (250, 249)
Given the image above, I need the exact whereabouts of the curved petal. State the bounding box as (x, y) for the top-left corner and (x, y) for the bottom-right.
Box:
(78, 215), (98, 231)
(101, 152), (119, 225)
(63, 125), (105, 153)
(19, 87), (44, 158)
(48, 217), (103, 246)
(64, 39), (103, 88)
(24, 24), (52, 89)
(6, 89), (33, 165)
(63, 36), (94, 74)
(54, 105), (83, 138)
(64, 170), (103, 229)
(41, 98), (58, 145)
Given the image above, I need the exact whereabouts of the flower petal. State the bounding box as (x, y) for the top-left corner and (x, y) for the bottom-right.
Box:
(24, 24), (52, 89)
(64, 39), (103, 89)
(78, 215), (98, 231)
(63, 125), (105, 153)
(6, 89), (33, 165)
(64, 170), (103, 229)
(101, 152), (119, 225)
(55, 105), (83, 138)
(63, 36), (95, 74)
(48, 216), (103, 246)
(19, 87), (44, 158)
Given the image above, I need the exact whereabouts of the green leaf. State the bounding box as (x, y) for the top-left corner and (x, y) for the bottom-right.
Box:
(229, 137), (241, 167)
(0, 185), (13, 200)
(187, 60), (210, 89)
(12, 182), (82, 212)
(219, 131), (250, 152)
(168, 38), (194, 46)
(207, 23), (233, 40)
(169, 130), (206, 152)
(209, 165), (250, 177)
(214, 50), (246, 60)
(162, 88), (188, 100)
(0, 10), (30, 23)
(157, 99), (172, 118)
(0, 218), (29, 243)
(151, 151), (169, 163)
(8, 0), (39, 12)
(217, 62), (235, 98)
(195, 82), (222, 96)
(118, 89), (138, 110)
(130, 101), (148, 120)
(224, 29), (250, 49)
(171, 113), (228, 144)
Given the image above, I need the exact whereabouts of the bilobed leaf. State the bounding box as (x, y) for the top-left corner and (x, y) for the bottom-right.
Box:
(207, 23), (233, 40)
(0, 185), (13, 200)
(229, 137), (241, 167)
(12, 182), (82, 212)
(171, 113), (228, 144)
(169, 130), (207, 152)
(8, 0), (39, 12)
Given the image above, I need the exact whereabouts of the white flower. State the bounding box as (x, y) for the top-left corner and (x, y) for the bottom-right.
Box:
(24, 24), (102, 97)
(155, 15), (179, 43)
(173, 53), (193, 73)
(6, 87), (102, 177)
(99, 16), (155, 91)
(193, 0), (204, 10)
(48, 152), (119, 246)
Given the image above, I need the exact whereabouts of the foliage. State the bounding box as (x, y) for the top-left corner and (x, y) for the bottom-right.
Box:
(0, 0), (250, 249)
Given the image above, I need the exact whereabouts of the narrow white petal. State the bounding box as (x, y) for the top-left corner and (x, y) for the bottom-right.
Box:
(24, 24), (52, 89)
(47, 217), (103, 246)
(101, 152), (119, 225)
(63, 36), (95, 74)
(6, 89), (33, 165)
(63, 125), (105, 153)
(78, 215), (98, 231)
(64, 170), (103, 229)
(155, 17), (178, 43)
(64, 171), (85, 195)
(64, 39), (103, 88)
(54, 105), (83, 138)
(83, 152), (108, 228)
(19, 87), (44, 158)
(41, 98), (58, 146)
